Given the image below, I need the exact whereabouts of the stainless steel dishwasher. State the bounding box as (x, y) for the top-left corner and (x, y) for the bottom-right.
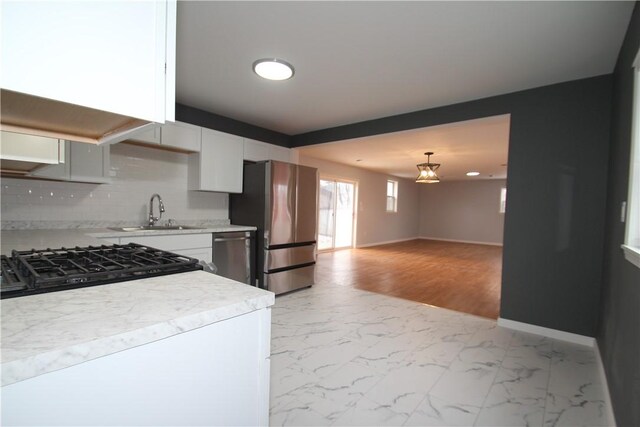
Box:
(211, 231), (253, 285)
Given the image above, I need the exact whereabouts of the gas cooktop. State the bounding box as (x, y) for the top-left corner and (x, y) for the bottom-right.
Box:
(0, 243), (203, 299)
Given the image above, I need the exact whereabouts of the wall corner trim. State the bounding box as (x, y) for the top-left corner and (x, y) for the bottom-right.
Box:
(497, 317), (595, 347)
(594, 342), (618, 427)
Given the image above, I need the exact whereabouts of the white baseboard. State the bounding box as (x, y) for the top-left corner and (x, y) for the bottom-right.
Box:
(594, 343), (617, 427)
(497, 317), (595, 347)
(356, 237), (418, 248)
(498, 318), (616, 424)
(419, 236), (503, 247)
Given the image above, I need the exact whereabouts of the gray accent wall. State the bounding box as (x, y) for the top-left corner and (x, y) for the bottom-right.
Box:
(599, 3), (640, 426)
(293, 75), (612, 338)
(419, 180), (506, 245)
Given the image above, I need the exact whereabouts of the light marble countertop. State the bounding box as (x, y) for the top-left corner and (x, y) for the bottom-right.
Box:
(1, 271), (274, 386)
(1, 224), (256, 255)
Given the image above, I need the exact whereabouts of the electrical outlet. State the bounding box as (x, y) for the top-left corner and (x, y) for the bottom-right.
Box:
(621, 201), (627, 222)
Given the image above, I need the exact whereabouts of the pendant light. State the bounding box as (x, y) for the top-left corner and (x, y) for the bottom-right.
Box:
(416, 152), (440, 183)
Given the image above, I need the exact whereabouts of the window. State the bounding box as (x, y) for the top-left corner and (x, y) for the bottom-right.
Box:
(623, 55), (640, 268)
(386, 180), (398, 212)
(499, 187), (507, 214)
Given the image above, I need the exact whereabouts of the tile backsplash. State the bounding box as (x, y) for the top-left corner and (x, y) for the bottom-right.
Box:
(1, 143), (229, 228)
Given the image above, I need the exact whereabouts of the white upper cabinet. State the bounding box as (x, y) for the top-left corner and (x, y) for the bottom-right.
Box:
(126, 121), (201, 152)
(269, 145), (291, 163)
(161, 121), (202, 152)
(30, 142), (110, 184)
(243, 139), (270, 162)
(243, 138), (291, 163)
(127, 127), (162, 145)
(0, 1), (176, 143)
(69, 143), (111, 183)
(0, 132), (62, 164)
(189, 129), (243, 193)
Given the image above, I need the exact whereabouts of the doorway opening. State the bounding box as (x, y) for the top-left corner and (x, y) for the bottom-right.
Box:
(318, 178), (357, 251)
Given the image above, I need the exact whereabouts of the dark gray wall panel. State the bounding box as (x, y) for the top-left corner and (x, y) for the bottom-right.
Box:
(599, 3), (640, 426)
(293, 76), (613, 338)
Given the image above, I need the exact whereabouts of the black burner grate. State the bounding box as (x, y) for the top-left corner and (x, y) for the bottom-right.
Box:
(1, 243), (203, 299)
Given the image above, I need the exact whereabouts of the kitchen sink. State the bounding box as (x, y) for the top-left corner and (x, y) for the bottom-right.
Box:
(108, 225), (203, 232)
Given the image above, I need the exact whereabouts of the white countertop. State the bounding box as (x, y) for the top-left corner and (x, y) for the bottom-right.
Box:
(1, 224), (256, 255)
(1, 271), (274, 386)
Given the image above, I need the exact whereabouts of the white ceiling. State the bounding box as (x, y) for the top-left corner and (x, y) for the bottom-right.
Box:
(176, 1), (632, 136)
(295, 114), (511, 181)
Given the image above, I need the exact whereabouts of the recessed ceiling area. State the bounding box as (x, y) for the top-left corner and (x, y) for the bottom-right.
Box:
(176, 2), (633, 135)
(295, 114), (510, 181)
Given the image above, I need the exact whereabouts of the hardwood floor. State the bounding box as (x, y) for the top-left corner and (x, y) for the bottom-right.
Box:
(315, 239), (502, 319)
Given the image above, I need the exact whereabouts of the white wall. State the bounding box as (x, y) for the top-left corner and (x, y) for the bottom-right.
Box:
(1, 143), (228, 227)
(298, 154), (420, 247)
(419, 179), (506, 245)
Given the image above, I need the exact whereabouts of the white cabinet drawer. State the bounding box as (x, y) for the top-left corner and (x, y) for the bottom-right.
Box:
(120, 233), (212, 251)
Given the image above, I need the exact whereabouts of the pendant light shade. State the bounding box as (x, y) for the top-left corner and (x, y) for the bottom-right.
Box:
(416, 152), (440, 183)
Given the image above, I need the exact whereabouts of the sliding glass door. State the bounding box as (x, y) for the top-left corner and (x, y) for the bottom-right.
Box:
(318, 178), (356, 251)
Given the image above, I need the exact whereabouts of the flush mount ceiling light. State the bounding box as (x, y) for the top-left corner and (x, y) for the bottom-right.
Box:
(416, 152), (441, 183)
(252, 58), (295, 81)
(466, 171), (480, 176)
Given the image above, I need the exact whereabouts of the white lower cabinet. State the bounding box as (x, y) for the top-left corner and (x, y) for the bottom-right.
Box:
(29, 141), (110, 183)
(117, 233), (213, 263)
(1, 307), (271, 426)
(189, 128), (243, 193)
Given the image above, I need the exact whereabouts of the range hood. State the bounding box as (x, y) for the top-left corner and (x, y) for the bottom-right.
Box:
(0, 89), (158, 146)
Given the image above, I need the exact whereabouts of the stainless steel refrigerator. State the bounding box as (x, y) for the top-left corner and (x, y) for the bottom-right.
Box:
(230, 160), (318, 295)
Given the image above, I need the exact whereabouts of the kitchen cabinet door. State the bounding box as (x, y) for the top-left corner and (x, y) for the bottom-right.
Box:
(119, 234), (213, 263)
(0, 132), (62, 164)
(30, 142), (110, 183)
(28, 141), (70, 181)
(189, 129), (243, 193)
(1, 0), (176, 123)
(161, 121), (201, 152)
(175, 248), (213, 264)
(127, 127), (161, 145)
(244, 138), (270, 162)
(1, 308), (271, 426)
(269, 145), (291, 163)
(244, 138), (291, 163)
(70, 143), (110, 184)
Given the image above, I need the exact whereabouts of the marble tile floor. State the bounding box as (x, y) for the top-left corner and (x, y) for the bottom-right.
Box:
(269, 283), (612, 426)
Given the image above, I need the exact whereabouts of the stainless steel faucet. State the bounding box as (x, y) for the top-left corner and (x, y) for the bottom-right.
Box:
(148, 193), (165, 227)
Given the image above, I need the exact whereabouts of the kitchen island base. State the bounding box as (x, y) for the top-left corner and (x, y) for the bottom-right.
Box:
(2, 307), (271, 426)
